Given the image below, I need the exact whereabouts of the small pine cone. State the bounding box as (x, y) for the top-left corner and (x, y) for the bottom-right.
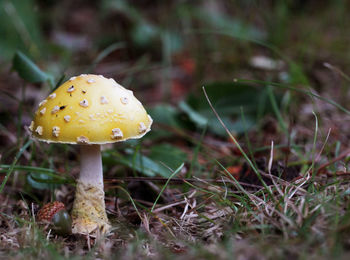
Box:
(37, 201), (65, 222)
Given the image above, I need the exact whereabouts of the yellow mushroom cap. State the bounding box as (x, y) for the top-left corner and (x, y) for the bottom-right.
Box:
(29, 74), (153, 144)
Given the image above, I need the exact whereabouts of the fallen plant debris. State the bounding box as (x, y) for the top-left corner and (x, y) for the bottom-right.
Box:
(37, 201), (72, 235)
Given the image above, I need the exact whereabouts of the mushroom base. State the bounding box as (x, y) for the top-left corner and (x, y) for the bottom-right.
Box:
(71, 181), (111, 235)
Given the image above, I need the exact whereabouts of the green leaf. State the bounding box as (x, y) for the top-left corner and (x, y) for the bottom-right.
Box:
(162, 30), (184, 54)
(148, 104), (182, 128)
(103, 149), (183, 178)
(27, 172), (60, 190)
(132, 22), (159, 47)
(195, 6), (265, 40)
(185, 82), (273, 136)
(179, 100), (208, 128)
(12, 51), (50, 83)
(102, 0), (140, 21)
(149, 144), (188, 171)
(0, 0), (44, 60)
(208, 116), (255, 136)
(148, 84), (273, 137)
(187, 82), (267, 115)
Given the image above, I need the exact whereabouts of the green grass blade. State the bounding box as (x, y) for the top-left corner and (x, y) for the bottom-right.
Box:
(0, 139), (32, 193)
(151, 163), (184, 212)
(267, 85), (287, 133)
(203, 87), (273, 198)
(88, 42), (125, 72)
(116, 185), (142, 220)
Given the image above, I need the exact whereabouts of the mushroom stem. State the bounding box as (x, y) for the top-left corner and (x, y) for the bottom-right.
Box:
(71, 144), (110, 235)
(79, 144), (103, 187)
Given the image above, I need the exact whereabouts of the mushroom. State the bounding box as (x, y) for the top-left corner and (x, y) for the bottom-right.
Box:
(29, 74), (153, 235)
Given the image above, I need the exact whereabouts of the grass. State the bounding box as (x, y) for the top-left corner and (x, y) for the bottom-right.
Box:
(2, 171), (350, 259)
(1, 1), (350, 259)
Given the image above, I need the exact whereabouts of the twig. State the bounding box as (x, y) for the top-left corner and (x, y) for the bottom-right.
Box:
(317, 149), (350, 175)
